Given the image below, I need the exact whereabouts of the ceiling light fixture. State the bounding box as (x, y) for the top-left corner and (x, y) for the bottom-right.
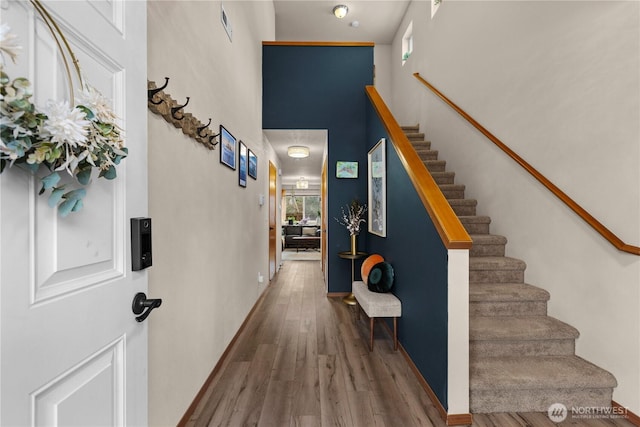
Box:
(332, 4), (349, 19)
(296, 177), (309, 189)
(287, 145), (310, 158)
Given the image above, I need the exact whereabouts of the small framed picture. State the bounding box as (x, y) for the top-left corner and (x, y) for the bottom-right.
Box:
(239, 141), (247, 188)
(336, 161), (358, 178)
(220, 125), (236, 170)
(248, 149), (257, 180)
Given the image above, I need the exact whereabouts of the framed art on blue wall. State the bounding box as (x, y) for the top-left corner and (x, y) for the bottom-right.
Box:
(239, 140), (247, 187)
(336, 161), (358, 178)
(368, 138), (386, 237)
(220, 125), (236, 170)
(248, 149), (257, 180)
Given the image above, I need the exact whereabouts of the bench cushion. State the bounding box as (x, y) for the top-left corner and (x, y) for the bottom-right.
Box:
(353, 281), (401, 318)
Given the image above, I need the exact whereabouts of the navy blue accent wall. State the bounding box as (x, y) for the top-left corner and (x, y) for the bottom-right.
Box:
(365, 101), (450, 409)
(263, 45), (373, 293)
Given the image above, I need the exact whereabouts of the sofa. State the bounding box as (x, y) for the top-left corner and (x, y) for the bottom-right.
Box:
(282, 225), (321, 251)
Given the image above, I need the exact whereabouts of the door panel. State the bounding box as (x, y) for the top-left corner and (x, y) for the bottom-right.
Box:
(0, 1), (147, 425)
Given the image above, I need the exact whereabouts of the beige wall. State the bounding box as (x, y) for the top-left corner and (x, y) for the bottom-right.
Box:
(390, 0), (639, 414)
(147, 2), (276, 425)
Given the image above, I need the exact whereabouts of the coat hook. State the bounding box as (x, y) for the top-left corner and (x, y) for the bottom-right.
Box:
(171, 97), (190, 120)
(197, 118), (212, 137)
(209, 132), (220, 147)
(148, 77), (169, 105)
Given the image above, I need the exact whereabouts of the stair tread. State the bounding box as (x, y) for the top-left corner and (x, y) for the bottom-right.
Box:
(471, 234), (507, 245)
(459, 215), (491, 224)
(470, 355), (617, 390)
(469, 283), (550, 302)
(438, 184), (465, 190)
(448, 198), (477, 206)
(470, 315), (579, 340)
(470, 256), (526, 271)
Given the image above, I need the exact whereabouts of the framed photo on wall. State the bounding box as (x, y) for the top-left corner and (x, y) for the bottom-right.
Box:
(239, 141), (247, 187)
(248, 149), (257, 180)
(220, 125), (237, 170)
(368, 138), (386, 237)
(336, 161), (358, 178)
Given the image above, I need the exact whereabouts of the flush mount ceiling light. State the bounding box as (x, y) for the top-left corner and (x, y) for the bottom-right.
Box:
(332, 4), (349, 19)
(287, 145), (310, 158)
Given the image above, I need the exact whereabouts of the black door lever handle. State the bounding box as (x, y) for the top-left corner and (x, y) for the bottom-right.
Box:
(132, 292), (162, 322)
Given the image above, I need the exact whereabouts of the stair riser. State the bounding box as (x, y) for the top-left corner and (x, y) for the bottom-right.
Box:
(424, 161), (446, 173)
(470, 340), (575, 358)
(470, 301), (547, 317)
(462, 223), (490, 234)
(441, 189), (465, 199)
(470, 245), (506, 257)
(411, 142), (432, 150)
(470, 388), (613, 413)
(431, 173), (455, 185)
(470, 270), (525, 284)
(417, 151), (438, 161)
(452, 204), (477, 216)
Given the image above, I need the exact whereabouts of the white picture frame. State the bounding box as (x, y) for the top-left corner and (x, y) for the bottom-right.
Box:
(368, 138), (386, 237)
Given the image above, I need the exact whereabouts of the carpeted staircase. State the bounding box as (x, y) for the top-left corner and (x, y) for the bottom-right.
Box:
(401, 125), (617, 413)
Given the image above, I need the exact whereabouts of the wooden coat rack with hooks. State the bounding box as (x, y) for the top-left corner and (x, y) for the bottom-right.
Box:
(147, 78), (220, 150)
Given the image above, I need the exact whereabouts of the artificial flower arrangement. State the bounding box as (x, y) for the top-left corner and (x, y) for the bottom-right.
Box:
(335, 199), (367, 236)
(0, 15), (127, 216)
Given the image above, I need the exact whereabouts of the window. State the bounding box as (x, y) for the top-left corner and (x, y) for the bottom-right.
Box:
(402, 22), (413, 66)
(284, 195), (321, 224)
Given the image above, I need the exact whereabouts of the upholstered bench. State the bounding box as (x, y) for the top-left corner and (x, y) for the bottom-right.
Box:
(352, 281), (401, 351)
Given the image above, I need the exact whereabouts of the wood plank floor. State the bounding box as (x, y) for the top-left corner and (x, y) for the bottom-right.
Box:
(184, 260), (636, 427)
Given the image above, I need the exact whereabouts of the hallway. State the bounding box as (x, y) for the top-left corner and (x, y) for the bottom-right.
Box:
(184, 260), (635, 427)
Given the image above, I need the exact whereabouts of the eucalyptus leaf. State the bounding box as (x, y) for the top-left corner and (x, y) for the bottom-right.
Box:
(99, 165), (117, 180)
(77, 167), (92, 185)
(58, 198), (76, 217)
(48, 187), (65, 207)
(41, 172), (61, 190)
(71, 198), (83, 212)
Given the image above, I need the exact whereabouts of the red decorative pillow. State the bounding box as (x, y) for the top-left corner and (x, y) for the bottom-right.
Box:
(361, 254), (384, 285)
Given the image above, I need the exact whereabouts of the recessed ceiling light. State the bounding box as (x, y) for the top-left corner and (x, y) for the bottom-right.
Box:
(332, 5), (349, 19)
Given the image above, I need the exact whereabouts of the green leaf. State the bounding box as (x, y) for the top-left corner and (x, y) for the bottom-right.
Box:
(71, 198), (83, 212)
(77, 105), (94, 120)
(99, 165), (117, 180)
(58, 189), (86, 217)
(48, 187), (65, 207)
(58, 198), (76, 217)
(41, 172), (61, 190)
(77, 167), (92, 185)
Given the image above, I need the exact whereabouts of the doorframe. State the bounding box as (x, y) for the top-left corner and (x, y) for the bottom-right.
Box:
(268, 161), (277, 280)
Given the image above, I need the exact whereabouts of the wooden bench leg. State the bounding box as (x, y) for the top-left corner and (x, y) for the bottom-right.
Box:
(369, 317), (374, 351)
(393, 317), (398, 351)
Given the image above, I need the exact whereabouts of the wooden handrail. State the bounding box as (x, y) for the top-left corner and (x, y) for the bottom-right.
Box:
(365, 86), (472, 250)
(414, 72), (640, 256)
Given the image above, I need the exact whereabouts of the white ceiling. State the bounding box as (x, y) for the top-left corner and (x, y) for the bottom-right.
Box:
(265, 1), (410, 188)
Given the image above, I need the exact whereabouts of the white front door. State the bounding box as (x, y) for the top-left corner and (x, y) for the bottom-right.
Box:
(0, 1), (148, 425)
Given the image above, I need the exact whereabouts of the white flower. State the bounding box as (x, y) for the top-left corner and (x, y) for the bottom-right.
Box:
(39, 100), (90, 147)
(77, 83), (117, 123)
(0, 24), (22, 65)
